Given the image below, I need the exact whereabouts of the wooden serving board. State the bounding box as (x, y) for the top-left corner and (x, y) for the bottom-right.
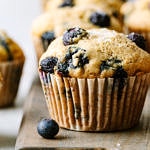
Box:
(15, 78), (150, 150)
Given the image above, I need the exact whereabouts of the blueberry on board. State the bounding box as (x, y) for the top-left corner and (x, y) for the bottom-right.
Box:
(37, 118), (59, 139)
(63, 27), (88, 46)
(41, 31), (55, 51)
(89, 12), (110, 27)
(40, 57), (58, 73)
(127, 32), (146, 50)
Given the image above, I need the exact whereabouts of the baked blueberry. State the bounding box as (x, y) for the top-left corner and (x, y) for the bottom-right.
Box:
(63, 27), (88, 46)
(57, 47), (89, 76)
(41, 31), (55, 51)
(57, 61), (69, 76)
(37, 118), (59, 139)
(113, 66), (128, 78)
(127, 32), (146, 50)
(100, 58), (121, 72)
(40, 57), (58, 73)
(0, 38), (13, 61)
(59, 0), (74, 7)
(90, 12), (110, 27)
(66, 46), (89, 68)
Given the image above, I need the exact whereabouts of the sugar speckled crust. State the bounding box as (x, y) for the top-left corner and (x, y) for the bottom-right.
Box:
(39, 28), (150, 78)
(121, 0), (150, 31)
(0, 30), (25, 62)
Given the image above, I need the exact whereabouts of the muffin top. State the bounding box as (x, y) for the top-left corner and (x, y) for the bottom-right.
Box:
(0, 30), (25, 62)
(39, 27), (150, 78)
(121, 0), (150, 31)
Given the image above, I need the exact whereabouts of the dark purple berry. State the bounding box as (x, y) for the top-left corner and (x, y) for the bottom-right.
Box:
(127, 32), (146, 50)
(37, 118), (59, 139)
(40, 57), (58, 73)
(100, 58), (121, 72)
(41, 31), (55, 51)
(90, 12), (110, 27)
(113, 67), (127, 78)
(59, 0), (74, 7)
(56, 46), (89, 76)
(57, 62), (69, 76)
(113, 67), (128, 100)
(63, 27), (88, 46)
(66, 46), (89, 68)
(0, 38), (13, 61)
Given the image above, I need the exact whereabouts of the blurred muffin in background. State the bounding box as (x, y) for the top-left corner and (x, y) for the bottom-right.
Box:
(121, 0), (150, 53)
(31, 5), (122, 60)
(0, 30), (25, 107)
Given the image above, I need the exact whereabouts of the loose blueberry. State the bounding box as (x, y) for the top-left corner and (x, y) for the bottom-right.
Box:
(127, 32), (146, 50)
(59, 0), (74, 7)
(90, 12), (110, 27)
(41, 31), (55, 51)
(37, 118), (59, 139)
(40, 57), (58, 73)
(63, 27), (88, 46)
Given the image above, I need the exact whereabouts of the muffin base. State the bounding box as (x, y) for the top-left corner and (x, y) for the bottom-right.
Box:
(0, 60), (24, 107)
(39, 71), (150, 132)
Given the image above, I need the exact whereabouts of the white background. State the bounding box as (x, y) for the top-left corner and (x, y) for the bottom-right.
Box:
(0, 0), (42, 149)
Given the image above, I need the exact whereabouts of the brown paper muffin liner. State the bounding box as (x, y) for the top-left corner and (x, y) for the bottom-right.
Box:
(39, 71), (150, 132)
(0, 60), (24, 107)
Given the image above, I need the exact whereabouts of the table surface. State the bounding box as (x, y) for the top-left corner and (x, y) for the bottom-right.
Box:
(15, 79), (150, 150)
(0, 0), (41, 149)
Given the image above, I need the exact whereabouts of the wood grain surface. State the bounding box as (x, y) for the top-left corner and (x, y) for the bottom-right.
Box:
(15, 78), (150, 150)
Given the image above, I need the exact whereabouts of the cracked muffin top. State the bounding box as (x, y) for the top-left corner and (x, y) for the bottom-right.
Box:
(39, 27), (150, 78)
(121, 0), (150, 31)
(0, 30), (25, 62)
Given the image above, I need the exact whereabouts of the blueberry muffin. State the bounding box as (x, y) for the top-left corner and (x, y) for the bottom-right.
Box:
(31, 5), (122, 60)
(121, 0), (150, 53)
(39, 27), (150, 131)
(0, 30), (25, 107)
(45, 0), (125, 13)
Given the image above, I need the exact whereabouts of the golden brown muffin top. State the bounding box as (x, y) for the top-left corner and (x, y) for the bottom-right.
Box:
(0, 30), (25, 62)
(121, 0), (150, 31)
(39, 28), (150, 78)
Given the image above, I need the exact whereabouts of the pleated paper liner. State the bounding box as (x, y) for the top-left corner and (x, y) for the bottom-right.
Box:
(39, 71), (150, 132)
(0, 60), (24, 107)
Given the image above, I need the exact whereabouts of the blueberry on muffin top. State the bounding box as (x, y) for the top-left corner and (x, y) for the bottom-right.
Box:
(39, 28), (150, 78)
